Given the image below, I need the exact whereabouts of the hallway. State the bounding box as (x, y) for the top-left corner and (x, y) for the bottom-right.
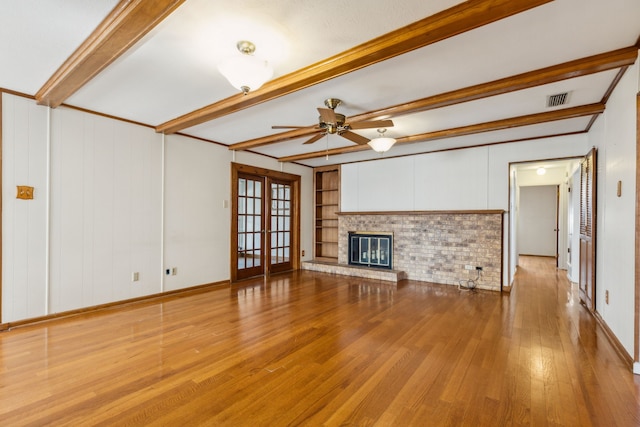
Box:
(503, 256), (639, 425)
(0, 256), (638, 425)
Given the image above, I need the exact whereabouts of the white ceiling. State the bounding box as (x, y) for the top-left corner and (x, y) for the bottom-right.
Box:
(1, 0), (638, 168)
(514, 158), (580, 187)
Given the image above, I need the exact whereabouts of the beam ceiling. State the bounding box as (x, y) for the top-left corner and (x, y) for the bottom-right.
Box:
(35, 0), (186, 108)
(277, 103), (605, 162)
(156, 0), (552, 135)
(229, 46), (637, 151)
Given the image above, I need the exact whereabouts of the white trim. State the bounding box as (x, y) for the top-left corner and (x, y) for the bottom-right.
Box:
(633, 362), (640, 375)
(160, 133), (166, 293)
(44, 106), (51, 315)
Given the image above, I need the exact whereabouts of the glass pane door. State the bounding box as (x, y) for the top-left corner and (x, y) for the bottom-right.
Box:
(231, 164), (298, 282)
(236, 174), (264, 280)
(269, 180), (293, 273)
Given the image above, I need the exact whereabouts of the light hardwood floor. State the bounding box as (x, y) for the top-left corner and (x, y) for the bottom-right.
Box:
(1, 256), (639, 425)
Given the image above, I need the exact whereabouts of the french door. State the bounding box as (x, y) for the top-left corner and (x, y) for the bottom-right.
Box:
(236, 173), (265, 280)
(269, 179), (294, 274)
(231, 163), (300, 281)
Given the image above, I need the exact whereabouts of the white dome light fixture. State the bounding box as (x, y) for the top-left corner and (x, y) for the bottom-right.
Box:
(368, 128), (396, 153)
(218, 41), (273, 95)
(536, 167), (546, 175)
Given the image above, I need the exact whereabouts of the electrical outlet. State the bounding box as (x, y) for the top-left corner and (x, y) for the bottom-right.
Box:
(302, 250), (305, 257)
(465, 265), (474, 270)
(605, 290), (609, 304)
(132, 272), (139, 282)
(171, 267), (177, 276)
(476, 266), (483, 271)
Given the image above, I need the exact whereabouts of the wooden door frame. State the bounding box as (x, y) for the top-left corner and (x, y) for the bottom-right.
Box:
(0, 93), (3, 326)
(230, 162), (300, 282)
(267, 177), (296, 275)
(234, 172), (266, 280)
(634, 93), (640, 369)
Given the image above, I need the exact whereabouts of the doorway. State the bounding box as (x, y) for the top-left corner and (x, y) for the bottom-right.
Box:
(231, 163), (300, 282)
(508, 157), (582, 286)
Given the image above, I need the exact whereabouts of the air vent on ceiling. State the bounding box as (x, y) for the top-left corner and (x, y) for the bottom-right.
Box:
(546, 92), (571, 108)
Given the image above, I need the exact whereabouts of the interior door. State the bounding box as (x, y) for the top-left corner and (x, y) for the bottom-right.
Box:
(268, 179), (293, 274)
(231, 163), (300, 282)
(579, 148), (597, 310)
(235, 173), (265, 280)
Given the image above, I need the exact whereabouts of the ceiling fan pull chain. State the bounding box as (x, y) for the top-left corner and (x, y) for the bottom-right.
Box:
(325, 134), (329, 161)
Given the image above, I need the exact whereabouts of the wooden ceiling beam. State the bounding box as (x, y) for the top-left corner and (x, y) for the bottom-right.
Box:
(156, 0), (552, 134)
(347, 46), (637, 123)
(35, 0), (186, 108)
(230, 127), (321, 151)
(231, 46), (637, 151)
(278, 103), (605, 162)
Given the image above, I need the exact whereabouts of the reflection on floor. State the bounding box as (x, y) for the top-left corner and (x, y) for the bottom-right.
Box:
(0, 256), (638, 425)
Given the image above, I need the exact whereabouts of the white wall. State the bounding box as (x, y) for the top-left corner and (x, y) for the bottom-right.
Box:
(49, 107), (163, 312)
(343, 135), (589, 212)
(2, 93), (313, 323)
(343, 134), (590, 286)
(163, 134), (231, 290)
(590, 58), (638, 356)
(1, 95), (48, 321)
(517, 185), (557, 256)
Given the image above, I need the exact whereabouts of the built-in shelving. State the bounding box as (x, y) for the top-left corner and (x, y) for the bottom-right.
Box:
(314, 165), (340, 261)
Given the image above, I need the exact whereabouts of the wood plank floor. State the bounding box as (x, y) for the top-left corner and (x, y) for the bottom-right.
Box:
(1, 256), (639, 426)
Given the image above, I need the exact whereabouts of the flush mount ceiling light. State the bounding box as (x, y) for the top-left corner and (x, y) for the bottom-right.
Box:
(537, 167), (546, 175)
(368, 128), (397, 153)
(218, 40), (273, 95)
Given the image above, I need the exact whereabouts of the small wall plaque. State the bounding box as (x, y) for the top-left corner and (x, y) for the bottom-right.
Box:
(16, 185), (34, 200)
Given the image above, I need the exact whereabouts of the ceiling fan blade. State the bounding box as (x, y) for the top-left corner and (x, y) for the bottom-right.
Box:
(272, 125), (308, 129)
(340, 131), (370, 145)
(317, 107), (337, 124)
(348, 119), (394, 130)
(303, 133), (325, 145)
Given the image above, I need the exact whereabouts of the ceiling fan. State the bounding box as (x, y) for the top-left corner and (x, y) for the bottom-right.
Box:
(272, 98), (394, 145)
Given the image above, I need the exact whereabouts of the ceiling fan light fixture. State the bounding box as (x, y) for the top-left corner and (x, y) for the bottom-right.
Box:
(368, 128), (396, 153)
(218, 41), (273, 95)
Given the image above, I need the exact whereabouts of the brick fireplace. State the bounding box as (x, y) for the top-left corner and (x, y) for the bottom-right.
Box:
(303, 210), (504, 289)
(337, 210), (504, 290)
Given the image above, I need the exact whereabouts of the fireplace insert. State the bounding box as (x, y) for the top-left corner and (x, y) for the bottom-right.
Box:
(348, 232), (393, 270)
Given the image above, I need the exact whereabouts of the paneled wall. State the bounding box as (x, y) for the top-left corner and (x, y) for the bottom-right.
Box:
(2, 95), (48, 321)
(49, 107), (163, 312)
(590, 58), (639, 358)
(1, 93), (313, 324)
(163, 134), (232, 290)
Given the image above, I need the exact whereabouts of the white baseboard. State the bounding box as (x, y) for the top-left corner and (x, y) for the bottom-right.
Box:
(633, 362), (640, 375)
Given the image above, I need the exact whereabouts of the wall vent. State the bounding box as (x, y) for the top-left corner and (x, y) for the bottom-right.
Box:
(546, 92), (570, 108)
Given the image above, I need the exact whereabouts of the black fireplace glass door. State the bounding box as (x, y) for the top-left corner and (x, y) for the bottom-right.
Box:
(349, 233), (393, 269)
(380, 238), (389, 266)
(370, 238), (379, 264)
